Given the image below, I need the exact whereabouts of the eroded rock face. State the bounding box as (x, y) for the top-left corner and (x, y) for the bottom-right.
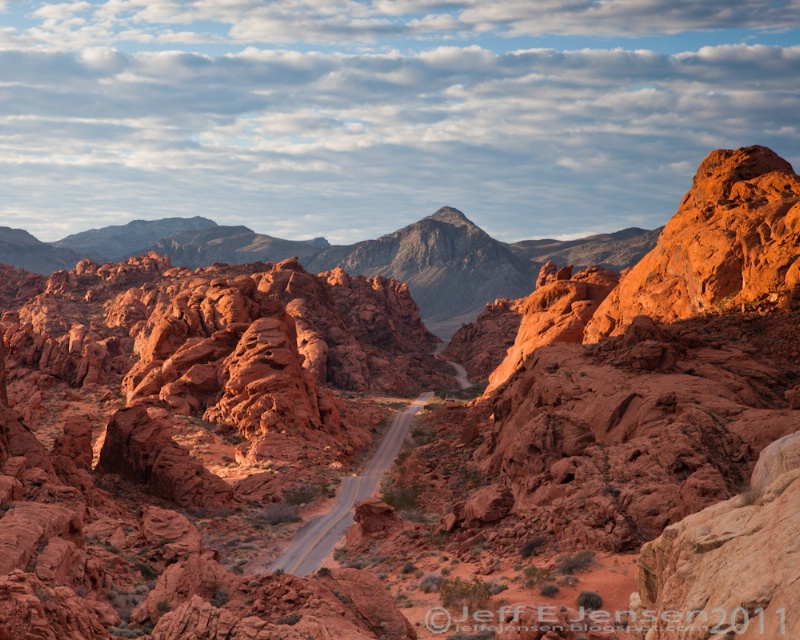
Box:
(443, 297), (524, 382)
(586, 146), (800, 342)
(0, 571), (110, 640)
(463, 328), (800, 550)
(96, 406), (233, 509)
(133, 552), (416, 640)
(488, 265), (618, 390)
(631, 466), (800, 639)
(259, 259), (453, 394)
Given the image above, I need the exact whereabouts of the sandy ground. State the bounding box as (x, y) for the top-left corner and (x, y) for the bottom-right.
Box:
(332, 552), (638, 639)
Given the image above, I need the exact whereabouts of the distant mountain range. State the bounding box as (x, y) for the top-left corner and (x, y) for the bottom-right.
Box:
(53, 216), (218, 261)
(0, 208), (660, 338)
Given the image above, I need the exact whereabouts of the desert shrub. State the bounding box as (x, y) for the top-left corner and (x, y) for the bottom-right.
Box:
(381, 485), (420, 511)
(260, 503), (301, 525)
(276, 613), (302, 625)
(522, 565), (552, 588)
(439, 577), (492, 611)
(577, 590), (603, 610)
(134, 560), (157, 580)
(156, 600), (171, 614)
(283, 484), (318, 506)
(540, 585), (560, 598)
(401, 561), (417, 574)
(108, 627), (144, 638)
(419, 574), (445, 593)
(210, 589), (229, 608)
(555, 550), (596, 575)
(316, 567), (332, 578)
(520, 536), (547, 558)
(488, 581), (508, 595)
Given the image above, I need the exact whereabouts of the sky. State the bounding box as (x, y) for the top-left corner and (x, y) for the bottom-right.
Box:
(0, 1), (799, 245)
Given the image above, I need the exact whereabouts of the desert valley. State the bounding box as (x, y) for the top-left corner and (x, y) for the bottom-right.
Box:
(0, 144), (798, 640)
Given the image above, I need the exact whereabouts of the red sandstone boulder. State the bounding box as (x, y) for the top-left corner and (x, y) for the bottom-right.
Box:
(461, 484), (515, 526)
(347, 497), (404, 549)
(96, 406), (233, 509)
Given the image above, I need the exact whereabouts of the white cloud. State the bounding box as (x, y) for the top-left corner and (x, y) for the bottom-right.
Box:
(7, 0), (800, 48)
(0, 41), (798, 243)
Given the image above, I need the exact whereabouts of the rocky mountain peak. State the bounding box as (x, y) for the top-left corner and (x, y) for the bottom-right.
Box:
(425, 206), (475, 228)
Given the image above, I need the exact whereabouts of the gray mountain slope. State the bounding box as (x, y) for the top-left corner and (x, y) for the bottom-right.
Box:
(53, 216), (217, 261)
(0, 227), (83, 275)
(306, 207), (535, 338)
(511, 227), (662, 272)
(147, 225), (329, 269)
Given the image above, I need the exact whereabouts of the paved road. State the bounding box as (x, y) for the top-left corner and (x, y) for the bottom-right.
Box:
(446, 359), (471, 390)
(268, 392), (434, 576)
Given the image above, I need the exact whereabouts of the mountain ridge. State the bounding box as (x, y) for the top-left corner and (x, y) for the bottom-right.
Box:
(0, 207), (659, 338)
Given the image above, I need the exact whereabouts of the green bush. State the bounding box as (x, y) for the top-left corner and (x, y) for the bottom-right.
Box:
(156, 600), (171, 614)
(259, 503), (301, 525)
(419, 574), (445, 593)
(283, 484), (318, 506)
(276, 613), (302, 625)
(522, 565), (552, 588)
(401, 561), (417, 574)
(210, 590), (229, 608)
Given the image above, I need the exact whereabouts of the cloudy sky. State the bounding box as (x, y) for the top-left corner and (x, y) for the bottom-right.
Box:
(1, 1), (799, 244)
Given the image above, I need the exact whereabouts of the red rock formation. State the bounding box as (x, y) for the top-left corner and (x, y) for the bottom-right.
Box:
(96, 406), (233, 509)
(132, 551), (416, 639)
(488, 264), (618, 390)
(258, 258), (453, 393)
(586, 146), (800, 342)
(347, 497), (403, 549)
(0, 571), (110, 640)
(443, 297), (524, 382)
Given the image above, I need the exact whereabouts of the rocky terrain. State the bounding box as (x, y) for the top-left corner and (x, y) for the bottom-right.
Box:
(331, 146), (800, 638)
(1, 145), (798, 640)
(442, 297), (524, 383)
(2, 208), (657, 340)
(0, 245), (459, 637)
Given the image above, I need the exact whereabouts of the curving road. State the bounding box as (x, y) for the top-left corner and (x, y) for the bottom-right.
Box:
(446, 359), (471, 390)
(268, 392), (433, 576)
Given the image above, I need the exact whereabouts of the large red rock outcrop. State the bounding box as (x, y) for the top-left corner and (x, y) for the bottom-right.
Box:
(586, 146), (800, 341)
(487, 264), (618, 390)
(442, 314), (800, 550)
(0, 571), (110, 640)
(96, 406), (233, 509)
(258, 259), (453, 393)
